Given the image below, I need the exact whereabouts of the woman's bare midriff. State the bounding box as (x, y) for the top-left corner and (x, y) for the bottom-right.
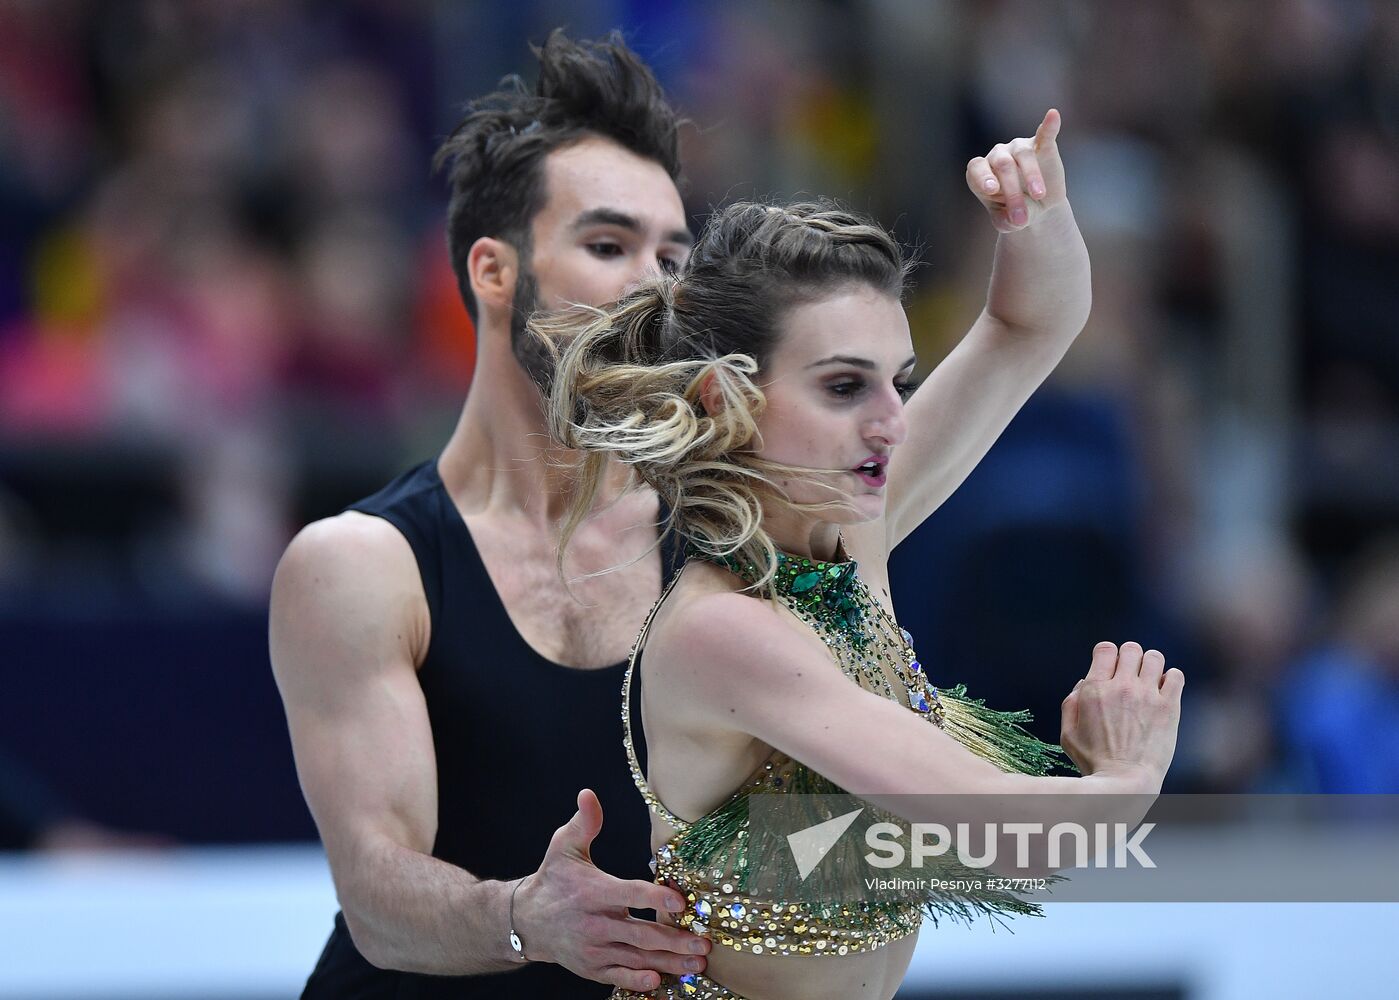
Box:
(659, 901), (919, 1000)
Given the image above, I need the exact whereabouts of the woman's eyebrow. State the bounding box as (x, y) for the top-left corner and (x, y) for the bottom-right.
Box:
(806, 354), (918, 370)
(807, 354), (874, 370)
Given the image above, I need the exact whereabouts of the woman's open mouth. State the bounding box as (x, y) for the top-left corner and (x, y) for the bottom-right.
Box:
(853, 458), (887, 487)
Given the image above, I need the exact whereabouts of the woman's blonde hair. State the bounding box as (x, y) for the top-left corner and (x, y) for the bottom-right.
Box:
(534, 199), (911, 594)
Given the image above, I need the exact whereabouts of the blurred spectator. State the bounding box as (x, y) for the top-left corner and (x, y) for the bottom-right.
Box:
(1174, 539), (1318, 792)
(1280, 537), (1399, 792)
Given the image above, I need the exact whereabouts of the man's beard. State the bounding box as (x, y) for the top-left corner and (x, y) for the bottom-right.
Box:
(508, 263), (556, 391)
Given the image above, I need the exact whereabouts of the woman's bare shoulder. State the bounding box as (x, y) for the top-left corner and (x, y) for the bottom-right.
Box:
(645, 561), (826, 697)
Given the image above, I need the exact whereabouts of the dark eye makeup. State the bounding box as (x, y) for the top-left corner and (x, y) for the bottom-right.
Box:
(825, 376), (920, 401)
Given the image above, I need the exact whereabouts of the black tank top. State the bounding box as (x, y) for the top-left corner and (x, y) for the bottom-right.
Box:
(302, 460), (679, 999)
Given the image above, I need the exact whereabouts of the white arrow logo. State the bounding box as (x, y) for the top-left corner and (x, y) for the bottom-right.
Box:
(786, 808), (864, 881)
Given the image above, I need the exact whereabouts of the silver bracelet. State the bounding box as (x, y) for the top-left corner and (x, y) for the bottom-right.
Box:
(507, 877), (528, 961)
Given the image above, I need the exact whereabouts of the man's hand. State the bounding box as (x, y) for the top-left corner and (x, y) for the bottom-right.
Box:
(513, 789), (710, 993)
(965, 108), (1067, 232)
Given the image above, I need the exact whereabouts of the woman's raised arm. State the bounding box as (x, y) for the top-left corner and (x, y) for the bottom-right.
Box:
(884, 109), (1093, 548)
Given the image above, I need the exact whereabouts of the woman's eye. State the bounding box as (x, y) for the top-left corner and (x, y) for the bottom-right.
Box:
(896, 379), (921, 401)
(586, 243), (624, 258)
(828, 380), (863, 398)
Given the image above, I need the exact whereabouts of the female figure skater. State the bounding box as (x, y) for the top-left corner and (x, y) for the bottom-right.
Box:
(534, 110), (1183, 1000)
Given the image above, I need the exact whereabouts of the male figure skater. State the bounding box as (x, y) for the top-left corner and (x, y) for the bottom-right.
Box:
(271, 31), (708, 998)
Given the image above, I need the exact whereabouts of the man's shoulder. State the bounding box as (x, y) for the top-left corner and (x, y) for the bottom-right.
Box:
(287, 510), (418, 571)
(273, 512), (424, 623)
(287, 458), (443, 582)
(270, 511), (431, 678)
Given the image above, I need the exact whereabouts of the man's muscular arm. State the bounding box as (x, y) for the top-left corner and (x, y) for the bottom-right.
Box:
(269, 514), (708, 988)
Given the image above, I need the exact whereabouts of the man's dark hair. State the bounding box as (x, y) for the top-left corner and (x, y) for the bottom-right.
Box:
(433, 29), (683, 323)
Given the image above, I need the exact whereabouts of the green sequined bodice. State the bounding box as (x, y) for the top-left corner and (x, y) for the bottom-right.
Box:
(706, 544), (945, 714)
(620, 543), (1073, 960)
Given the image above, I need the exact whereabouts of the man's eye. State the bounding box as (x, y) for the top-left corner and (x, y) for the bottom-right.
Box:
(586, 243), (624, 258)
(659, 256), (681, 275)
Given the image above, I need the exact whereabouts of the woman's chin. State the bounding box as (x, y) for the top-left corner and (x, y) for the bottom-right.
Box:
(782, 483), (885, 525)
(826, 493), (885, 524)
(854, 496), (886, 522)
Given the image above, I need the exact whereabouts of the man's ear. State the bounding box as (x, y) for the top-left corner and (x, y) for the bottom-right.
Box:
(467, 237), (518, 317)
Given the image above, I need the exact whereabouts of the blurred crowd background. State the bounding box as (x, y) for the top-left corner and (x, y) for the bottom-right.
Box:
(2, 0), (1397, 853)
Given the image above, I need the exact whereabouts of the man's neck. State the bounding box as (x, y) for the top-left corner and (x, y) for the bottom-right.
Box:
(437, 329), (621, 525)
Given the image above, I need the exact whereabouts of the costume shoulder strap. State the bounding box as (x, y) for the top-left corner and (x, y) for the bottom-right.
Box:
(621, 568), (693, 834)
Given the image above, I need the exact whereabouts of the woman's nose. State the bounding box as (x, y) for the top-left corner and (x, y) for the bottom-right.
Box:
(867, 397), (908, 447)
